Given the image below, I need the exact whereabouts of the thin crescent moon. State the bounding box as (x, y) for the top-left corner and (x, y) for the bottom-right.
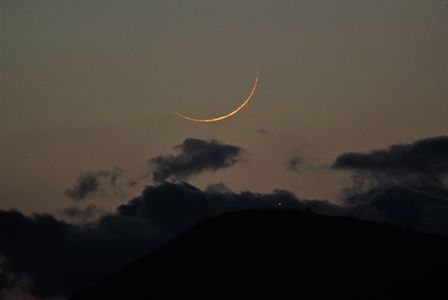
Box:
(174, 73), (259, 123)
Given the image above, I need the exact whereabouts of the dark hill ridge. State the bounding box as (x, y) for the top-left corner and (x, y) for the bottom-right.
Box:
(70, 210), (448, 299)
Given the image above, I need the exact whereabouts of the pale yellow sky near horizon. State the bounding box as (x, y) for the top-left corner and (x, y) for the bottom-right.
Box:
(1, 0), (447, 215)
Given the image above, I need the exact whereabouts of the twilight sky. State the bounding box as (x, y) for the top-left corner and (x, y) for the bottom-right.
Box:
(1, 0), (448, 215)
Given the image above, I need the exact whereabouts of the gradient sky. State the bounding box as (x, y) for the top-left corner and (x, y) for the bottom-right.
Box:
(1, 0), (448, 214)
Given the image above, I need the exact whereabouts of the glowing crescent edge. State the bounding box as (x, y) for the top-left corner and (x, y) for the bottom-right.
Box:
(174, 74), (259, 123)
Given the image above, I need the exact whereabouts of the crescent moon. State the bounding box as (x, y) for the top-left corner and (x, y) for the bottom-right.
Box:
(174, 73), (259, 123)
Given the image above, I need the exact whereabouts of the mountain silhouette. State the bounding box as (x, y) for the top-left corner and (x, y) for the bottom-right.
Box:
(70, 209), (448, 299)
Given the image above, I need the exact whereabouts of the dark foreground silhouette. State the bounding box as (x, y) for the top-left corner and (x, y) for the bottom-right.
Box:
(70, 210), (448, 299)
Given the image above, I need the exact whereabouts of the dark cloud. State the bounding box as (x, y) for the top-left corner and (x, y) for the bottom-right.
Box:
(345, 183), (448, 236)
(205, 182), (233, 194)
(66, 173), (100, 200)
(0, 182), (306, 298)
(333, 136), (448, 197)
(149, 138), (243, 183)
(333, 136), (448, 182)
(332, 136), (448, 236)
(66, 167), (123, 200)
(255, 128), (268, 135)
(117, 182), (305, 233)
(288, 151), (304, 172)
(107, 167), (123, 188)
(62, 205), (104, 221)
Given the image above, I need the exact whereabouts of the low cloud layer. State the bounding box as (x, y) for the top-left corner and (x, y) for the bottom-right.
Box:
(66, 168), (123, 200)
(4, 180), (445, 299)
(2, 136), (448, 299)
(149, 138), (243, 183)
(0, 182), (306, 299)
